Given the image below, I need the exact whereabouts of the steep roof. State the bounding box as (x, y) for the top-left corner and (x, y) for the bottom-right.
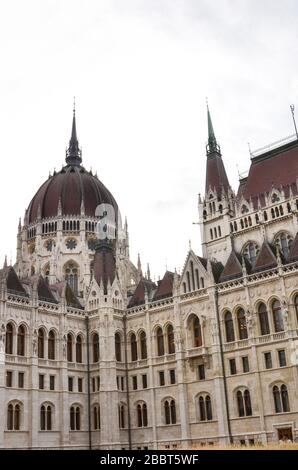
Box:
(252, 242), (277, 273)
(238, 139), (298, 204)
(128, 278), (157, 308)
(153, 271), (174, 301)
(219, 251), (243, 282)
(0, 266), (28, 296)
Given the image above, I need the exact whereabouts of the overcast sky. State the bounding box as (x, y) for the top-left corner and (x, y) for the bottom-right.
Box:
(1, 0), (298, 279)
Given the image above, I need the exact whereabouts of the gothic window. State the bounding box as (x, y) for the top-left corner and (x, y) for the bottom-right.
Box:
(17, 325), (25, 356)
(70, 406), (81, 430)
(67, 333), (73, 362)
(164, 400), (170, 424)
(273, 385), (290, 413)
(195, 269), (200, 289)
(92, 333), (99, 363)
(66, 239), (77, 250)
(237, 308), (248, 340)
(119, 404), (125, 428)
(258, 303), (270, 335)
(287, 202), (291, 213)
(243, 242), (259, 265)
(203, 210), (207, 220)
(170, 400), (176, 424)
(186, 271), (191, 291)
(93, 405), (100, 430)
(263, 211), (268, 221)
(219, 204), (223, 214)
(45, 239), (55, 252)
(7, 403), (21, 430)
(167, 324), (175, 354)
(272, 193), (280, 203)
(234, 221), (237, 231)
(272, 299), (284, 332)
(48, 330), (55, 360)
(164, 399), (176, 425)
(237, 390), (252, 417)
(130, 333), (137, 361)
(193, 316), (202, 347)
(241, 205), (249, 214)
(115, 332), (122, 362)
(198, 395), (212, 421)
(5, 322), (13, 354)
(140, 331), (147, 359)
(137, 403), (148, 428)
(275, 232), (293, 259)
(40, 404), (52, 430)
(210, 229), (213, 240)
(76, 335), (82, 363)
(38, 328), (45, 358)
(64, 263), (79, 295)
(224, 312), (235, 343)
(156, 327), (164, 356)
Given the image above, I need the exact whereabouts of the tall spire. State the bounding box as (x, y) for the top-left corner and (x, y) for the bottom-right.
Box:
(66, 99), (82, 166)
(204, 105), (231, 196)
(206, 105), (220, 155)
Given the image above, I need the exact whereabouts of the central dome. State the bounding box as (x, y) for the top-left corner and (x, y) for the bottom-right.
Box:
(27, 111), (118, 224)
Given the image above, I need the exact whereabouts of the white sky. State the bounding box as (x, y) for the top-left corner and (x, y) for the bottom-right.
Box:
(1, 0), (298, 279)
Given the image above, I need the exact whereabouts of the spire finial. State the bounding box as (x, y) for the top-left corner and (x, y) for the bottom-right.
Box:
(206, 104), (221, 155)
(3, 255), (7, 268)
(66, 99), (82, 166)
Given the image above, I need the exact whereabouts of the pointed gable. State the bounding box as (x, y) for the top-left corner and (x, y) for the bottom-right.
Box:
(219, 251), (243, 282)
(180, 250), (208, 292)
(289, 232), (298, 262)
(0, 266), (28, 296)
(153, 271), (174, 301)
(252, 242), (277, 273)
(37, 276), (58, 303)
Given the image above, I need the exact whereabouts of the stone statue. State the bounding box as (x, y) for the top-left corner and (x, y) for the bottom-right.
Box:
(0, 324), (6, 353)
(32, 329), (38, 355)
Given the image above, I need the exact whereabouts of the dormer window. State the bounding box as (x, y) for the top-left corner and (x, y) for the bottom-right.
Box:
(243, 242), (259, 266)
(241, 205), (249, 214)
(272, 193), (280, 203)
(274, 232), (293, 259)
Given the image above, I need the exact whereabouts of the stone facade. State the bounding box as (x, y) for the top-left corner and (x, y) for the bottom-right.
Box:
(0, 109), (298, 449)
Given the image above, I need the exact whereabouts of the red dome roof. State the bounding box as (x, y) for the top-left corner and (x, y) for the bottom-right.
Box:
(27, 110), (118, 224)
(27, 164), (118, 224)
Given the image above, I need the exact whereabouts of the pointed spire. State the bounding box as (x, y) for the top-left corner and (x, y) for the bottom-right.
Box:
(146, 263), (151, 281)
(3, 255), (7, 268)
(206, 105), (220, 155)
(137, 253), (142, 277)
(66, 99), (82, 166)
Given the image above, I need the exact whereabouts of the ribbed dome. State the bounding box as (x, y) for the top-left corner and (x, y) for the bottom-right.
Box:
(27, 164), (118, 224)
(26, 109), (118, 224)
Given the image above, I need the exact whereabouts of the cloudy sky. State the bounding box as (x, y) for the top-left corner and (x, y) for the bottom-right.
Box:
(0, 0), (298, 279)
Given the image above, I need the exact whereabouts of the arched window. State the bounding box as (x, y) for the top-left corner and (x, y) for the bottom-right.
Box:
(48, 330), (55, 360)
(164, 400), (170, 424)
(17, 325), (25, 356)
(140, 331), (147, 359)
(38, 328), (45, 358)
(275, 232), (293, 259)
(164, 400), (176, 424)
(92, 333), (99, 363)
(67, 333), (73, 362)
(76, 335), (82, 363)
(64, 262), (79, 295)
(130, 333), (137, 361)
(272, 300), (284, 332)
(142, 403), (148, 427)
(243, 242), (259, 265)
(170, 400), (176, 424)
(93, 405), (100, 430)
(281, 384), (290, 412)
(258, 303), (270, 335)
(237, 308), (248, 339)
(273, 385), (290, 413)
(224, 312), (235, 342)
(193, 316), (202, 347)
(167, 324), (175, 354)
(40, 404), (52, 430)
(137, 404), (142, 427)
(5, 323), (13, 354)
(198, 395), (212, 421)
(115, 333), (122, 362)
(237, 390), (252, 417)
(273, 385), (282, 413)
(119, 405), (125, 428)
(156, 327), (164, 356)
(70, 406), (81, 430)
(7, 403), (21, 430)
(295, 295), (298, 324)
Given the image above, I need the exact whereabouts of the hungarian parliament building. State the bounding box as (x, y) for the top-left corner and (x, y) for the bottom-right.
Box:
(0, 107), (297, 449)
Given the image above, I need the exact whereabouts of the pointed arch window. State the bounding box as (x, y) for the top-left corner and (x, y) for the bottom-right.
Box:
(193, 316), (202, 347)
(258, 302), (270, 335)
(76, 335), (82, 363)
(156, 327), (164, 356)
(40, 404), (52, 430)
(38, 328), (45, 358)
(119, 404), (125, 428)
(48, 330), (55, 360)
(224, 312), (235, 342)
(167, 324), (175, 354)
(92, 333), (99, 363)
(130, 333), (137, 361)
(67, 333), (73, 362)
(275, 232), (293, 259)
(198, 395), (212, 421)
(64, 262), (79, 295)
(140, 331), (147, 359)
(70, 406), (81, 430)
(5, 323), (13, 354)
(7, 403), (21, 430)
(272, 300), (284, 332)
(237, 389), (252, 417)
(115, 332), (122, 362)
(17, 325), (25, 356)
(237, 308), (248, 340)
(93, 405), (100, 430)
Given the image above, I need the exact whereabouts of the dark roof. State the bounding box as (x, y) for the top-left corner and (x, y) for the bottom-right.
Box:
(93, 240), (116, 295)
(219, 251), (243, 282)
(238, 139), (298, 204)
(205, 153), (231, 197)
(289, 233), (298, 261)
(37, 276), (58, 303)
(153, 271), (174, 301)
(252, 242), (277, 273)
(128, 278), (157, 308)
(0, 266), (28, 296)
